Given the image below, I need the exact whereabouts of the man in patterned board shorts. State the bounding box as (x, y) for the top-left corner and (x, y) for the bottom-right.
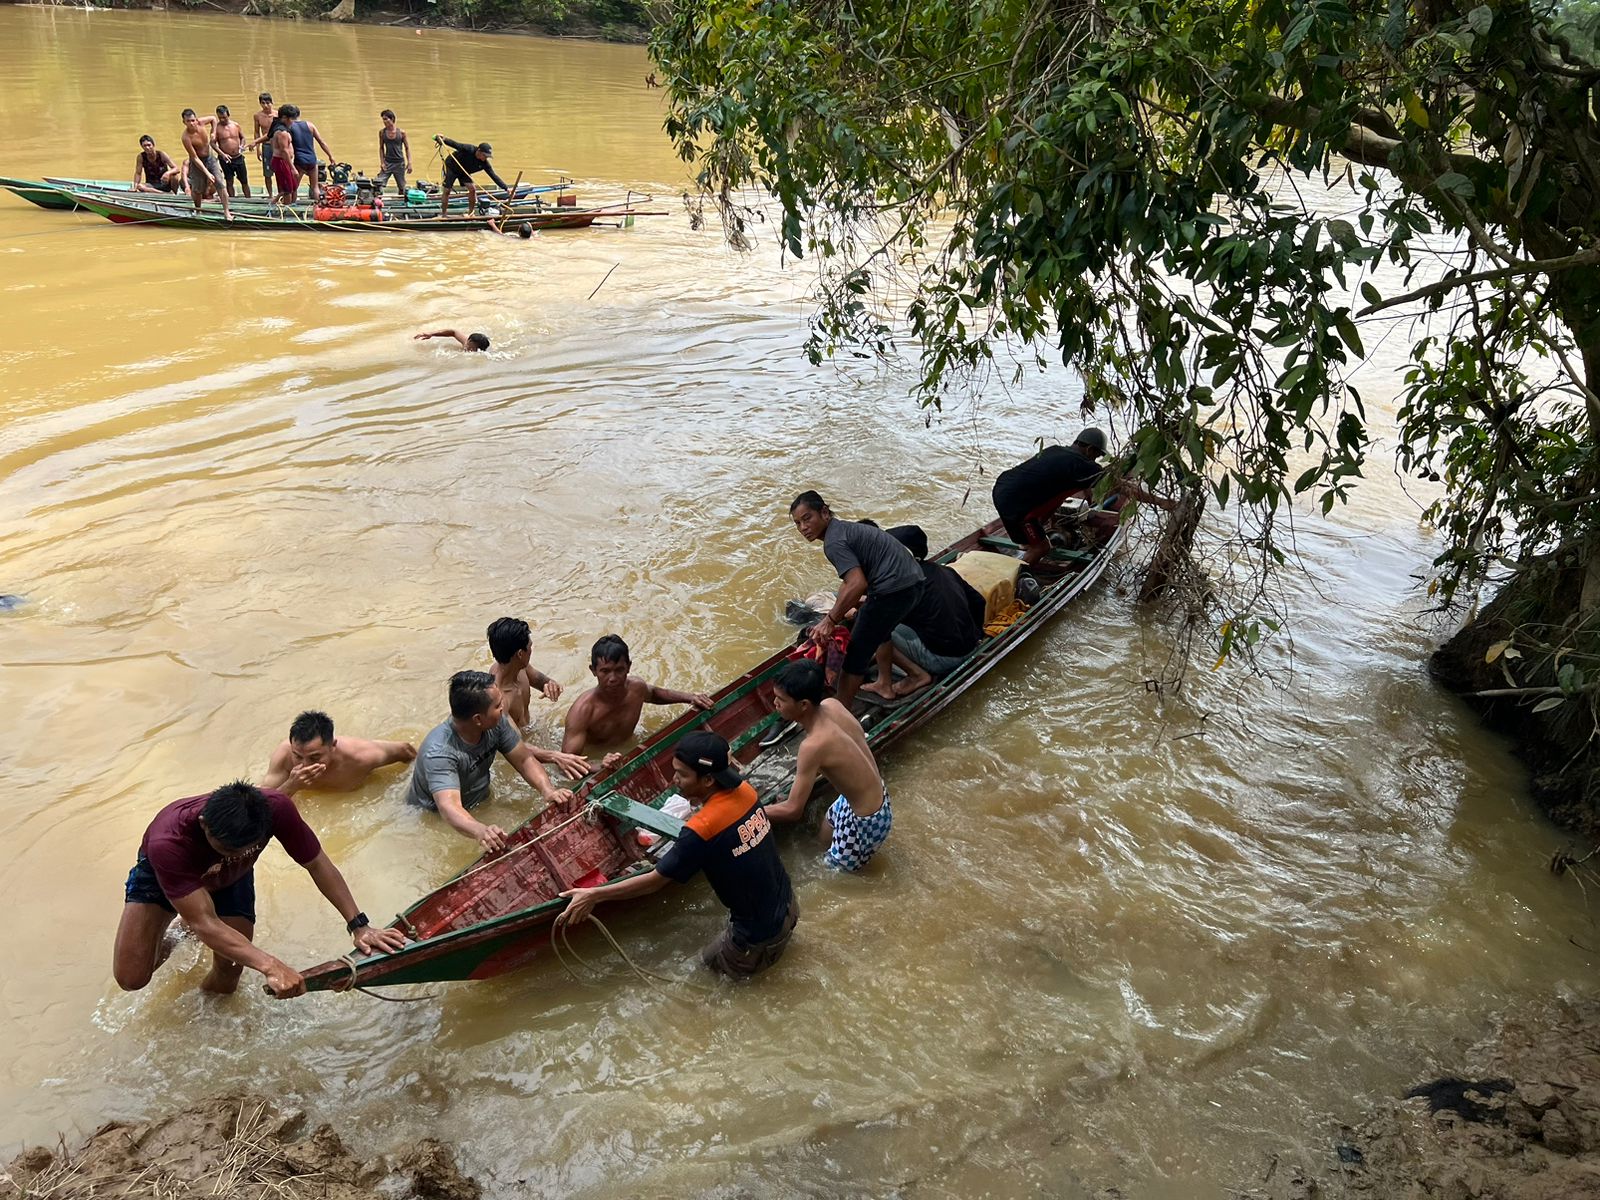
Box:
(765, 659), (893, 871)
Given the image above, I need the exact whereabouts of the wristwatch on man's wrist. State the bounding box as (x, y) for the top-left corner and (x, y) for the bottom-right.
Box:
(346, 912), (370, 934)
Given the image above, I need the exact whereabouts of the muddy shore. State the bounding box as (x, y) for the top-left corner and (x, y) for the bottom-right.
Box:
(3, 1097), (481, 1200)
(1234, 993), (1600, 1200)
(12, 994), (1600, 1199)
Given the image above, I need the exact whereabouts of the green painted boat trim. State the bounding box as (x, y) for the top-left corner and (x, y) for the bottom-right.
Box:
(595, 795), (685, 839)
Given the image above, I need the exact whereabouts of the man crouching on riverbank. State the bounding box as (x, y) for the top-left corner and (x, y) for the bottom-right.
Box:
(114, 781), (404, 998)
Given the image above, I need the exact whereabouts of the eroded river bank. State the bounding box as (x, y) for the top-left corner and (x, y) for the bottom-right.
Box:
(3, 7), (1598, 1198)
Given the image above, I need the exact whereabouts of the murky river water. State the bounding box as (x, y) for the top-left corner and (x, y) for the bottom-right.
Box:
(1, 8), (1595, 1196)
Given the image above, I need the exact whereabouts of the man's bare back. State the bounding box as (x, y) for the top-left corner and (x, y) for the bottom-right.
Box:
(263, 734), (415, 795)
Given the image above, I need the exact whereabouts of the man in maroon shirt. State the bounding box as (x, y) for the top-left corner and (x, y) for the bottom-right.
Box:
(113, 780), (405, 998)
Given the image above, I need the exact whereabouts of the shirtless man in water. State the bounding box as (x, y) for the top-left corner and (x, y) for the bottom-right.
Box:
(563, 634), (713, 768)
(485, 617), (591, 779)
(179, 108), (233, 220)
(765, 659), (892, 872)
(212, 104), (250, 198)
(262, 711), (416, 796)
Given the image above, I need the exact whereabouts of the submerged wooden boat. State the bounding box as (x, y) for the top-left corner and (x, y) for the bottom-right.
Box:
(63, 188), (661, 233)
(1, 174), (561, 212)
(287, 516), (1126, 995)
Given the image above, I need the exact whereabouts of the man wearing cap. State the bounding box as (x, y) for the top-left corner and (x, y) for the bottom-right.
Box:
(554, 731), (798, 979)
(991, 427), (1177, 563)
(434, 134), (509, 216)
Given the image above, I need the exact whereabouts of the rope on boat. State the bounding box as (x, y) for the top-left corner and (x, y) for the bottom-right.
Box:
(333, 953), (442, 1002)
(445, 799), (603, 886)
(552, 916), (713, 997)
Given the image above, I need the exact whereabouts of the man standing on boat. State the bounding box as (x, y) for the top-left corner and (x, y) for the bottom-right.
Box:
(285, 105), (336, 205)
(766, 660), (893, 872)
(434, 135), (509, 216)
(261, 710), (416, 796)
(179, 108), (233, 221)
(131, 134), (181, 194)
(789, 490), (924, 709)
(406, 670), (567, 853)
(213, 104), (250, 198)
(992, 427), (1178, 564)
(373, 109), (412, 196)
(113, 780), (405, 999)
(252, 93), (277, 195)
(562, 634), (714, 768)
(555, 731), (799, 979)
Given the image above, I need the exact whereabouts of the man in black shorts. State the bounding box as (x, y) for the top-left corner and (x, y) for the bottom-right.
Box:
(434, 135), (509, 216)
(213, 104), (251, 198)
(554, 731), (798, 979)
(790, 490), (925, 708)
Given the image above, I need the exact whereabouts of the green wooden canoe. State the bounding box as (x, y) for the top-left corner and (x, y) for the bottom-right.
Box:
(287, 515), (1127, 995)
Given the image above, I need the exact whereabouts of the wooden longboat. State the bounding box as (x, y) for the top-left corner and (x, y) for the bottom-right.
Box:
(290, 515), (1126, 995)
(1, 175), (561, 212)
(60, 188), (662, 233)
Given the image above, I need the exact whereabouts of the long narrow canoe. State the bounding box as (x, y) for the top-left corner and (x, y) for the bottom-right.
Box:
(64, 188), (662, 233)
(287, 515), (1126, 994)
(1, 175), (562, 212)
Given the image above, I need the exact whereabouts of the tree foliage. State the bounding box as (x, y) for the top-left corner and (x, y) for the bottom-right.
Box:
(652, 0), (1600, 700)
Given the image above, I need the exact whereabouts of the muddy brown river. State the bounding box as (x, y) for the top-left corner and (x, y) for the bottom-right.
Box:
(0, 8), (1593, 1196)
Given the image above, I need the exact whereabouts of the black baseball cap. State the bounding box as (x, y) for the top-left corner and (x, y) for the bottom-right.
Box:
(674, 731), (741, 789)
(477, 142), (493, 156)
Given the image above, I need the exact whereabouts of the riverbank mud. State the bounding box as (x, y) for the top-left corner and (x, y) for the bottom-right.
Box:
(2, 1097), (480, 1200)
(1242, 994), (1600, 1200)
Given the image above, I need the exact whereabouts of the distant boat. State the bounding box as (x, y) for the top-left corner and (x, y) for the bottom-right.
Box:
(59, 186), (663, 233)
(0, 174), (566, 213)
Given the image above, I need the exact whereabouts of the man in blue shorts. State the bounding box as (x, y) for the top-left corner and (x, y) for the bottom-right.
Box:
(765, 660), (892, 872)
(114, 780), (404, 998)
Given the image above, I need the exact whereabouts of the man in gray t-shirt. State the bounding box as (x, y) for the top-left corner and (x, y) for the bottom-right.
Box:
(406, 670), (566, 852)
(790, 491), (926, 708)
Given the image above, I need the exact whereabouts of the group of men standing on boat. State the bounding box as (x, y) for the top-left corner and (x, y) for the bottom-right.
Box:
(128, 95), (510, 218)
(111, 428), (1165, 999)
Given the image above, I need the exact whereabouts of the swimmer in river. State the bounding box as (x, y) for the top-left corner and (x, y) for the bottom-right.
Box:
(261, 710), (416, 796)
(562, 634), (714, 770)
(486, 216), (534, 239)
(114, 780), (406, 998)
(414, 329), (489, 351)
(764, 659), (893, 872)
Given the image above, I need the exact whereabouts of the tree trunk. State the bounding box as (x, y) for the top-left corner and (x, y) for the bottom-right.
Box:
(1432, 554), (1600, 835)
(326, 0), (356, 20)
